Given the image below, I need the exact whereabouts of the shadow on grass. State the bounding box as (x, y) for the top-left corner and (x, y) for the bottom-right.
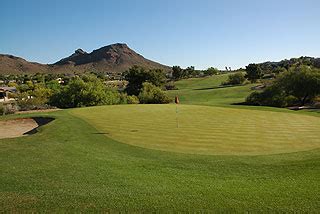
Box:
(193, 84), (242, 91)
(93, 132), (109, 135)
(23, 117), (55, 135)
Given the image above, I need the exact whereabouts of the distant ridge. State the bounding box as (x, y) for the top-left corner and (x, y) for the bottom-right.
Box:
(0, 54), (49, 74)
(0, 43), (170, 74)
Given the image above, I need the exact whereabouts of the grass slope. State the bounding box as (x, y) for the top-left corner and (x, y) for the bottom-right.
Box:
(1, 74), (320, 211)
(167, 74), (254, 106)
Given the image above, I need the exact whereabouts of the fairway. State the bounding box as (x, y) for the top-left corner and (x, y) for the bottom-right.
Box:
(72, 104), (320, 155)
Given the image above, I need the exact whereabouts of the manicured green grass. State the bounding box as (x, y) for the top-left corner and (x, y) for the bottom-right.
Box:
(1, 74), (320, 212)
(72, 104), (320, 155)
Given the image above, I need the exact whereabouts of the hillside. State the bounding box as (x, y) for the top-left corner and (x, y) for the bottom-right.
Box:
(0, 54), (50, 74)
(0, 43), (170, 74)
(254, 56), (320, 71)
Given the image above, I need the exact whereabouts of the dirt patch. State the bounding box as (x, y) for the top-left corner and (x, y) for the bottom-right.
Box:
(0, 117), (54, 139)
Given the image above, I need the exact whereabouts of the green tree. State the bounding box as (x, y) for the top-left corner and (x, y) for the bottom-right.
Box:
(246, 66), (320, 107)
(278, 66), (320, 106)
(172, 66), (183, 80)
(46, 80), (61, 92)
(245, 64), (263, 83)
(124, 66), (166, 95)
(204, 67), (219, 76)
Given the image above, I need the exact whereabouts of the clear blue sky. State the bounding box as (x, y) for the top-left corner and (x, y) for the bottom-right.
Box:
(1, 0), (319, 69)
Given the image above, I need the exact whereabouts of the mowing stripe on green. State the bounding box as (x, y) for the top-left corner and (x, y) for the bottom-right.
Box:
(72, 104), (320, 155)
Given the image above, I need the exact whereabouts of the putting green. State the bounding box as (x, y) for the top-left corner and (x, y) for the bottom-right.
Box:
(72, 105), (320, 155)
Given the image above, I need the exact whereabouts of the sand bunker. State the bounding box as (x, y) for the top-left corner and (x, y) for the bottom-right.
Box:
(0, 117), (54, 139)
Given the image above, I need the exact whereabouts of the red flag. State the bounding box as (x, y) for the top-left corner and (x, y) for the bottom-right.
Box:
(175, 96), (180, 104)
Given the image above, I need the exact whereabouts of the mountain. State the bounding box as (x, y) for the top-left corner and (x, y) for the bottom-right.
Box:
(0, 54), (50, 74)
(53, 43), (170, 73)
(0, 43), (170, 74)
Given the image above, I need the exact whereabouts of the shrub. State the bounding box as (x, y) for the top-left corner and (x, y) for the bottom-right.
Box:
(50, 77), (122, 108)
(165, 81), (177, 90)
(0, 103), (3, 115)
(246, 85), (299, 107)
(126, 95), (140, 104)
(16, 84), (53, 111)
(119, 93), (140, 104)
(0, 102), (18, 115)
(17, 93), (51, 111)
(223, 72), (246, 85)
(138, 82), (170, 104)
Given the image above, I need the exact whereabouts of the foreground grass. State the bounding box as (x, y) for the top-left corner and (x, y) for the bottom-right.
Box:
(0, 110), (320, 212)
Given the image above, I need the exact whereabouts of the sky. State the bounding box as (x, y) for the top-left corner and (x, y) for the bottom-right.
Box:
(1, 0), (320, 70)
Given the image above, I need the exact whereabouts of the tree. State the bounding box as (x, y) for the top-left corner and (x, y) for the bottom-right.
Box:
(124, 66), (166, 95)
(185, 66), (195, 77)
(245, 64), (263, 83)
(204, 67), (219, 76)
(138, 82), (170, 104)
(274, 67), (287, 74)
(46, 80), (61, 92)
(172, 66), (183, 80)
(246, 66), (320, 107)
(277, 66), (320, 106)
(246, 84), (291, 107)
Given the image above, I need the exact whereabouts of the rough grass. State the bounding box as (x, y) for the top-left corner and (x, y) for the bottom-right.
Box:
(72, 104), (320, 155)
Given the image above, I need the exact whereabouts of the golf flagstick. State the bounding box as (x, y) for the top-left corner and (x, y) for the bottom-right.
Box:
(175, 96), (180, 128)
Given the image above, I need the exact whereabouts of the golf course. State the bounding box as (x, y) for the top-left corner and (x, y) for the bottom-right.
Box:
(1, 74), (320, 212)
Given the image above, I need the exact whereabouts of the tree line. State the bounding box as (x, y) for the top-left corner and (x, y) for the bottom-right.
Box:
(1, 66), (173, 113)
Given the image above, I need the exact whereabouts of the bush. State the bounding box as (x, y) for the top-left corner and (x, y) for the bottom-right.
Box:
(17, 93), (51, 111)
(0, 103), (3, 115)
(138, 82), (171, 104)
(127, 95), (140, 104)
(0, 102), (18, 115)
(246, 85), (299, 107)
(50, 77), (121, 108)
(165, 81), (177, 90)
(119, 93), (140, 104)
(223, 72), (246, 85)
(16, 83), (54, 111)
